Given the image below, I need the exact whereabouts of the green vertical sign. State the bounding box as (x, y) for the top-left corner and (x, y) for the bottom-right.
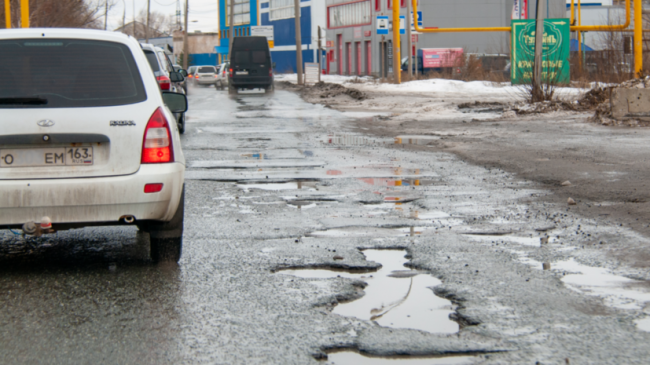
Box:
(511, 18), (570, 85)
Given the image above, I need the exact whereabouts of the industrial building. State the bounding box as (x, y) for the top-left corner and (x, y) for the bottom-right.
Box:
(324, 0), (566, 77)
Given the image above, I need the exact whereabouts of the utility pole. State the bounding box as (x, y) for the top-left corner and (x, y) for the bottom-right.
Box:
(406, 0), (413, 78)
(183, 0), (189, 69)
(228, 0), (234, 61)
(4, 0), (11, 28)
(318, 26), (322, 83)
(294, 0), (303, 85)
(132, 0), (136, 37)
(104, 0), (108, 30)
(146, 0), (151, 42)
(122, 0), (126, 31)
(392, 0), (400, 84)
(381, 36), (385, 81)
(532, 0), (545, 101)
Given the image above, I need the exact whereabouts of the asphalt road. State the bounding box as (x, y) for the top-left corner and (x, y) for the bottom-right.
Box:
(1, 85), (650, 364)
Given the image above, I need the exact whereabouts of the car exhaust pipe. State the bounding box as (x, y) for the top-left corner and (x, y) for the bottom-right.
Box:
(121, 215), (136, 224)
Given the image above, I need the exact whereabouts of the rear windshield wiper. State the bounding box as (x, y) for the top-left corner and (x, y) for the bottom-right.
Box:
(0, 97), (48, 105)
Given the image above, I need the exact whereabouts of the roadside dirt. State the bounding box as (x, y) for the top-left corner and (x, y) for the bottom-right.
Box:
(295, 82), (650, 269)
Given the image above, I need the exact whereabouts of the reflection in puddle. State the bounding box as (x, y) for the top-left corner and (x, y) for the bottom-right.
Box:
(280, 250), (458, 334)
(394, 135), (441, 145)
(326, 135), (378, 146)
(325, 351), (475, 365)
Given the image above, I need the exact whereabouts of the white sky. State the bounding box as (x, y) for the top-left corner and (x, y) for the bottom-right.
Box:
(107, 0), (220, 34)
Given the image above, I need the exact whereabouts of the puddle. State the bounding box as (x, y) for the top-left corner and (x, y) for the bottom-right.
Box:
(237, 181), (318, 191)
(190, 160), (324, 169)
(324, 351), (475, 365)
(394, 135), (441, 145)
(280, 250), (459, 334)
(325, 135), (382, 146)
(635, 317), (650, 332)
(465, 234), (542, 247)
(553, 259), (650, 310)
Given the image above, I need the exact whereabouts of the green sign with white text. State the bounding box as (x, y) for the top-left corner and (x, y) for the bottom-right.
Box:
(511, 19), (570, 85)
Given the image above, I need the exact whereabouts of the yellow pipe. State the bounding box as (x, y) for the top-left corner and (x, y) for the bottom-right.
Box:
(393, 0), (401, 83)
(570, 0), (575, 25)
(410, 0), (630, 33)
(20, 0), (28, 28)
(578, 0), (582, 71)
(634, 0), (642, 76)
(4, 0), (10, 28)
(572, 0), (630, 31)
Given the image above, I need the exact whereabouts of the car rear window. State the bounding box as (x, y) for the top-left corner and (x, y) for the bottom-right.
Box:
(198, 66), (216, 73)
(145, 51), (161, 72)
(233, 51), (268, 65)
(252, 51), (267, 64)
(0, 39), (147, 108)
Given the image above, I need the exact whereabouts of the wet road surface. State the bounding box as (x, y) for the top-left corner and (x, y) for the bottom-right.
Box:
(2, 85), (650, 364)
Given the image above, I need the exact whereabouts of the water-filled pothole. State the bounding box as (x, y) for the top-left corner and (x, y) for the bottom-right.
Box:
(280, 249), (458, 334)
(323, 350), (475, 365)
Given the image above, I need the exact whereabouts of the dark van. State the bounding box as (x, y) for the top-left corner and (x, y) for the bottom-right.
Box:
(229, 36), (274, 94)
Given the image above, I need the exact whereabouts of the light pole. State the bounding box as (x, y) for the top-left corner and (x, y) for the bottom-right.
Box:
(294, 0), (303, 84)
(146, 0), (151, 42)
(183, 0), (189, 69)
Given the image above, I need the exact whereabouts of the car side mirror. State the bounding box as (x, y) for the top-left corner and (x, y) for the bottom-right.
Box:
(162, 92), (188, 113)
(170, 71), (185, 82)
(179, 69), (188, 77)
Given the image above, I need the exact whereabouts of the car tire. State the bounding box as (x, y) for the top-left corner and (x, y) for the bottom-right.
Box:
(178, 113), (185, 134)
(228, 85), (237, 95)
(145, 186), (184, 263)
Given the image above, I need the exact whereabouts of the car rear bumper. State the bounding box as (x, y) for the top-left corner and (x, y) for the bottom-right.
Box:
(231, 76), (273, 88)
(0, 163), (185, 227)
(196, 79), (216, 85)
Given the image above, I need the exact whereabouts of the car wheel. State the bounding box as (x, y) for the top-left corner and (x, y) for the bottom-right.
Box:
(215, 81), (221, 90)
(144, 186), (184, 263)
(265, 84), (275, 95)
(178, 113), (185, 134)
(228, 85), (237, 95)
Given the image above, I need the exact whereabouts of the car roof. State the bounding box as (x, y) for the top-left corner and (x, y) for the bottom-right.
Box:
(0, 28), (134, 44)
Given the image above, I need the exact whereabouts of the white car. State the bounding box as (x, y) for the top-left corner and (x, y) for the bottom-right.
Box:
(0, 29), (187, 262)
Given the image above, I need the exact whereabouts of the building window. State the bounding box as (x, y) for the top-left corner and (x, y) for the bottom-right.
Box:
(375, 0), (380, 11)
(328, 0), (371, 29)
(225, 0), (250, 26)
(269, 0), (300, 21)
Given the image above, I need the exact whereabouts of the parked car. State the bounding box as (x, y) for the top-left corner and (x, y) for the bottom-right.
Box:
(215, 62), (230, 90)
(194, 65), (218, 86)
(141, 43), (187, 134)
(229, 36), (274, 94)
(187, 66), (198, 83)
(0, 28), (188, 262)
(173, 64), (188, 93)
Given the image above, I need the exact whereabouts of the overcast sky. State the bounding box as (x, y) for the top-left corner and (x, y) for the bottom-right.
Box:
(107, 0), (220, 34)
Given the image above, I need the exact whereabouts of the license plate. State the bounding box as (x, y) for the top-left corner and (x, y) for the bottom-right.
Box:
(236, 71), (249, 75)
(0, 147), (94, 167)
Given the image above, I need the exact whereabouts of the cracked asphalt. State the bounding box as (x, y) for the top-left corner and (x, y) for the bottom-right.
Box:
(1, 85), (650, 364)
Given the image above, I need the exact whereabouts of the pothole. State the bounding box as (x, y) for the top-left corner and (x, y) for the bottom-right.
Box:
(323, 350), (476, 365)
(237, 180), (320, 191)
(279, 249), (459, 334)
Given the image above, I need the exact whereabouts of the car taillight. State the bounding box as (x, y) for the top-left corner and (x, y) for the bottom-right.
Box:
(156, 75), (171, 90)
(269, 70), (273, 77)
(141, 107), (174, 164)
(214, 74), (218, 78)
(229, 68), (233, 77)
(222, 70), (226, 76)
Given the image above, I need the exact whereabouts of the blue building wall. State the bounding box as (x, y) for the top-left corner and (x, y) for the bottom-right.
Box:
(216, 0), (260, 59)
(190, 53), (218, 66)
(261, 0), (315, 73)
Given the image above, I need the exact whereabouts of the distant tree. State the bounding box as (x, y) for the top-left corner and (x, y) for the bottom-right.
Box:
(136, 8), (174, 36)
(1, 0), (113, 29)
